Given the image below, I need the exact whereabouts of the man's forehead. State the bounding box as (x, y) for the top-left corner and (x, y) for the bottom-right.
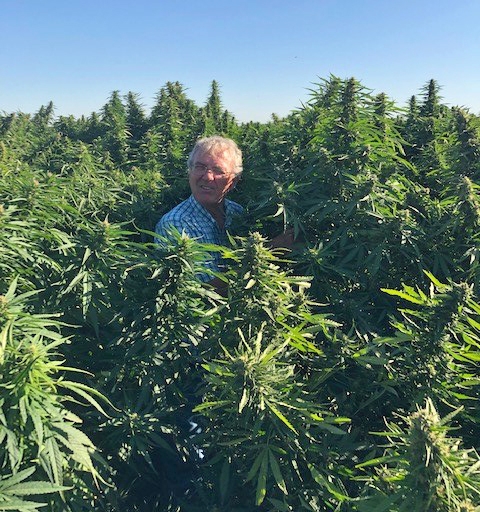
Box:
(196, 148), (231, 163)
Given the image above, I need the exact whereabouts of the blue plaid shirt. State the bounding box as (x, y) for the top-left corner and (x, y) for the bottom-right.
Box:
(155, 195), (244, 281)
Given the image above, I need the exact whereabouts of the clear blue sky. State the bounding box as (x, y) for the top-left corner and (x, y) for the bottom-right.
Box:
(2, 0), (479, 122)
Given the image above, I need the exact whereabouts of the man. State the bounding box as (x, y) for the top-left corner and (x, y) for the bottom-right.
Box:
(155, 136), (244, 291)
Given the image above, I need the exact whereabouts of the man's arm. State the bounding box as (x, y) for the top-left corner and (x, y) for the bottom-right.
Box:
(206, 275), (229, 297)
(269, 227), (296, 250)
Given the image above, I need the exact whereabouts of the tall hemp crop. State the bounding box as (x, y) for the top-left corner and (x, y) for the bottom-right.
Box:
(0, 76), (479, 510)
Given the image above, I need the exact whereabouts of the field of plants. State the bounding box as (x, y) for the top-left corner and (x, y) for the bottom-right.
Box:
(1, 77), (479, 511)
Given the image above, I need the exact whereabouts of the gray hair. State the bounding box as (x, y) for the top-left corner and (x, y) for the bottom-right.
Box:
(187, 136), (243, 176)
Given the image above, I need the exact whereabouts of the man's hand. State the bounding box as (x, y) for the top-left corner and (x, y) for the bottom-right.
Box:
(269, 227), (296, 250)
(207, 276), (229, 297)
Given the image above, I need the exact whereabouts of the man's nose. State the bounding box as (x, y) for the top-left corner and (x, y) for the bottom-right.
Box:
(202, 168), (215, 180)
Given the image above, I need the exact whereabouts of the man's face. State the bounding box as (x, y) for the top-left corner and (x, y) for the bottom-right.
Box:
(189, 148), (237, 211)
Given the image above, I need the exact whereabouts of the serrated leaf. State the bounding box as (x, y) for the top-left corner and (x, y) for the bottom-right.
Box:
(268, 450), (287, 495)
(81, 247), (92, 265)
(0, 497), (47, 510)
(64, 269), (87, 294)
(58, 381), (114, 416)
(265, 401), (298, 434)
(317, 423), (346, 435)
(246, 450), (266, 482)
(238, 388), (249, 413)
(219, 459), (230, 504)
(3, 481), (70, 495)
(245, 278), (256, 290)
(30, 409), (44, 446)
(0, 468), (36, 490)
(255, 450), (268, 506)
(381, 288), (423, 304)
(356, 455), (400, 468)
(308, 464), (348, 501)
(267, 497), (290, 511)
(43, 436), (63, 486)
(272, 204), (285, 217)
(193, 400), (230, 412)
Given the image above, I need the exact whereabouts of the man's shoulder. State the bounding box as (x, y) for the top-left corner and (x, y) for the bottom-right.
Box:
(162, 196), (196, 221)
(155, 197), (196, 237)
(225, 198), (244, 216)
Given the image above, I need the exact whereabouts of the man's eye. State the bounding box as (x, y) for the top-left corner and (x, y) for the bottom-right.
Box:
(193, 163), (228, 177)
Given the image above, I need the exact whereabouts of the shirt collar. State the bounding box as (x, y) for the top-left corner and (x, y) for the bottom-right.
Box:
(188, 195), (219, 226)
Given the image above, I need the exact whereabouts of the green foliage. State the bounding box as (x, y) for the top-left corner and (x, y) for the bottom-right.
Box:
(0, 278), (107, 511)
(0, 467), (69, 512)
(0, 76), (479, 510)
(357, 398), (480, 511)
(190, 234), (349, 510)
(381, 273), (479, 402)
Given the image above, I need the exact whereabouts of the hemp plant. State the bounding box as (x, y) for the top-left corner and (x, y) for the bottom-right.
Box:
(190, 234), (351, 511)
(0, 277), (109, 511)
(380, 272), (479, 408)
(357, 398), (480, 512)
(95, 230), (222, 510)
